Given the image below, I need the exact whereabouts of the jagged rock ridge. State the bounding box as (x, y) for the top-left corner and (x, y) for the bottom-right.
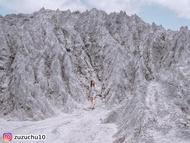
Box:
(0, 8), (190, 143)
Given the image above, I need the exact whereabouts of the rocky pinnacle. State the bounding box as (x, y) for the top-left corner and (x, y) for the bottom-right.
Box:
(0, 8), (190, 143)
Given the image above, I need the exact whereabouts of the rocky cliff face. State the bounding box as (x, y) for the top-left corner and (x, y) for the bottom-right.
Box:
(0, 8), (190, 142)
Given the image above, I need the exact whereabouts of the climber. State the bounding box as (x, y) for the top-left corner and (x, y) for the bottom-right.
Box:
(88, 80), (97, 110)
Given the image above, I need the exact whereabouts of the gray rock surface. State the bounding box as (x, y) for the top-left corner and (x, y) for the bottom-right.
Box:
(0, 8), (190, 142)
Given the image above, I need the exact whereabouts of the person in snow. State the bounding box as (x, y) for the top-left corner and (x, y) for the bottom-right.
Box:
(88, 80), (97, 110)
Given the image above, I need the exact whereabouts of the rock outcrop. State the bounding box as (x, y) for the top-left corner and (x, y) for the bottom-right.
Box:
(0, 8), (190, 142)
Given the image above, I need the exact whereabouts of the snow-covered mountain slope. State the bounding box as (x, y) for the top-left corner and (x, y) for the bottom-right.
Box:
(0, 8), (190, 142)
